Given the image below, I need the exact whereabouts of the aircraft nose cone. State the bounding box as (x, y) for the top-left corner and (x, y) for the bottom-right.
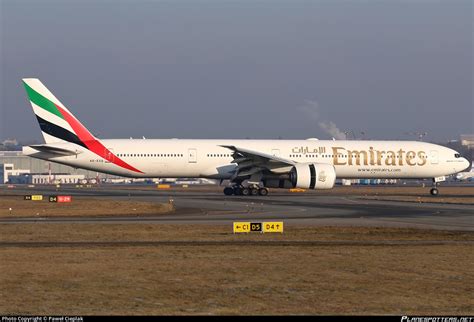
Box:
(461, 157), (470, 171)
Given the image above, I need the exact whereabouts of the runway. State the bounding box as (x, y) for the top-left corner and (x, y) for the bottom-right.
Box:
(1, 185), (473, 231)
(1, 185), (473, 315)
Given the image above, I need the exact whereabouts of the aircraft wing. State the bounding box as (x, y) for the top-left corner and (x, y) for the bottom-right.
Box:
(220, 145), (295, 178)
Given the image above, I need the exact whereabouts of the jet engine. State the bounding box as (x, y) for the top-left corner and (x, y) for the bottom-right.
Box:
(289, 163), (336, 189)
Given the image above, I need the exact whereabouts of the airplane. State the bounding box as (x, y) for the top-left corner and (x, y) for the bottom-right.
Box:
(21, 78), (470, 196)
(455, 165), (474, 181)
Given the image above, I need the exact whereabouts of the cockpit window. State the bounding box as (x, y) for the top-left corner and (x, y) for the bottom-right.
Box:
(454, 153), (461, 158)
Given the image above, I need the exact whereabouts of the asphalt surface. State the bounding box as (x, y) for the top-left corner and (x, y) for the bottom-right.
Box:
(1, 185), (473, 231)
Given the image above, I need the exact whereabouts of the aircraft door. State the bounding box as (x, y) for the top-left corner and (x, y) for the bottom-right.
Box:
(430, 150), (439, 164)
(271, 149), (280, 157)
(105, 148), (115, 163)
(188, 148), (197, 163)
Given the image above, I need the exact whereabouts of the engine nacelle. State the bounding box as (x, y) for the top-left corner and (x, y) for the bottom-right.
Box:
(261, 173), (293, 189)
(262, 179), (294, 189)
(290, 163), (336, 189)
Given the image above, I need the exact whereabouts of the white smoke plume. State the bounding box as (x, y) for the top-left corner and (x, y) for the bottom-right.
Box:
(298, 100), (347, 140)
(318, 121), (347, 140)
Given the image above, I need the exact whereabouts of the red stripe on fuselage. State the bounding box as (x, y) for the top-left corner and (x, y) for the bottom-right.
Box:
(54, 104), (143, 174)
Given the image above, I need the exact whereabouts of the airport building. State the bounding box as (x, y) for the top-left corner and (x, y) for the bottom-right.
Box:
(0, 151), (104, 184)
(460, 134), (474, 150)
(0, 163), (30, 184)
(8, 173), (86, 185)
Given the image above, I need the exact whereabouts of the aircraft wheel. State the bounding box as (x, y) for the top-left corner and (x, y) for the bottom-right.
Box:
(223, 187), (234, 196)
(258, 188), (269, 196)
(250, 188), (259, 196)
(430, 188), (439, 196)
(233, 187), (242, 195)
(241, 188), (250, 196)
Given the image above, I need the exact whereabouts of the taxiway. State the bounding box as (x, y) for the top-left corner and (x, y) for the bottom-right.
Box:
(1, 186), (473, 231)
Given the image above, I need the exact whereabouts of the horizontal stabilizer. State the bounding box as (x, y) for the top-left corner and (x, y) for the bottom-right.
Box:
(29, 145), (81, 156)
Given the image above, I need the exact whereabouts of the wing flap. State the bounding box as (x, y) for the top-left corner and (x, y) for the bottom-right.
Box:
(220, 145), (295, 180)
(221, 145), (295, 166)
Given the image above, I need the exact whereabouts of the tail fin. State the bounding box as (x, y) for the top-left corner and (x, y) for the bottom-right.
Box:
(22, 78), (93, 148)
(22, 78), (144, 174)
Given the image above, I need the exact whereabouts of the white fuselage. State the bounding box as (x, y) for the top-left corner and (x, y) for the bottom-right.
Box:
(23, 139), (469, 180)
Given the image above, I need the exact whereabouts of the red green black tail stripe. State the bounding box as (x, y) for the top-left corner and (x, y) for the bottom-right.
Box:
(35, 114), (88, 149)
(24, 80), (143, 174)
(24, 81), (64, 120)
(54, 104), (143, 173)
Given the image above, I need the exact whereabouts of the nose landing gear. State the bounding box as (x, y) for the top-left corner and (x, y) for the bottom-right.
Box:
(430, 177), (445, 196)
(430, 187), (439, 196)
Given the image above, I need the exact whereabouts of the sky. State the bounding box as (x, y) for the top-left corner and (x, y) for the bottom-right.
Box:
(0, 0), (472, 143)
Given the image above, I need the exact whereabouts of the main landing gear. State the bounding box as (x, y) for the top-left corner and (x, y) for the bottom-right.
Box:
(223, 186), (269, 196)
